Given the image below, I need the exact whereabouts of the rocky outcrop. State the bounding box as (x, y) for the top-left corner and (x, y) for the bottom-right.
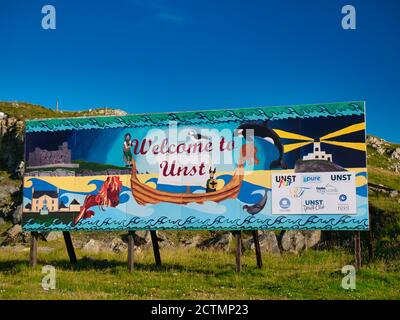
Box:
(244, 231), (280, 254)
(391, 148), (400, 161)
(0, 116), (24, 172)
(0, 178), (21, 223)
(182, 235), (202, 248)
(42, 231), (64, 241)
(367, 135), (400, 172)
(367, 135), (389, 155)
(294, 159), (346, 172)
(1, 224), (29, 245)
(280, 230), (321, 254)
(197, 232), (233, 251)
(78, 238), (130, 254)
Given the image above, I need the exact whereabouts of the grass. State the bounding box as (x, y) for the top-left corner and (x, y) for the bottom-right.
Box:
(368, 167), (400, 190)
(0, 240), (399, 300)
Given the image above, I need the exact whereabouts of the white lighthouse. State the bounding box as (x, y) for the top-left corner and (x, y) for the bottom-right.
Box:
(302, 142), (332, 162)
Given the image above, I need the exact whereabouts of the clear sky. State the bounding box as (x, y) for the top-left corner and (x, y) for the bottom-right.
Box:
(0, 0), (399, 142)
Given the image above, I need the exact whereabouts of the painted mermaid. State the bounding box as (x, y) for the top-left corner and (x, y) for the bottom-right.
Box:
(74, 176), (123, 225)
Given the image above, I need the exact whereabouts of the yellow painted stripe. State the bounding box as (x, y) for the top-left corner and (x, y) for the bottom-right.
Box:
(283, 141), (314, 153)
(273, 129), (314, 141)
(321, 140), (366, 151)
(320, 122), (365, 140)
(24, 168), (368, 193)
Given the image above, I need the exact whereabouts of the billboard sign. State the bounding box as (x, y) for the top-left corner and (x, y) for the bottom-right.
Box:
(22, 101), (368, 231)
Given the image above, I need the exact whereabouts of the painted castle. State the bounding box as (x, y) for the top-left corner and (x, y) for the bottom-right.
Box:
(27, 142), (79, 169)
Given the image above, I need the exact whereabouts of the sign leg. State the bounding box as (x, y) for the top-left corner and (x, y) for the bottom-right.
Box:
(29, 232), (38, 268)
(354, 231), (361, 270)
(150, 230), (162, 267)
(63, 231), (77, 264)
(128, 230), (135, 272)
(252, 230), (263, 268)
(368, 228), (374, 262)
(235, 231), (242, 273)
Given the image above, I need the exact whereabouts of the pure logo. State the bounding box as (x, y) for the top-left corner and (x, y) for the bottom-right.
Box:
(339, 194), (347, 202)
(303, 175), (321, 183)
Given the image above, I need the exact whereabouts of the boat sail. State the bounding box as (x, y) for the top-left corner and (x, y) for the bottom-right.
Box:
(130, 154), (247, 205)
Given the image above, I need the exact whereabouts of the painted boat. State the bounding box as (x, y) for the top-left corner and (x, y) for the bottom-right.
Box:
(130, 156), (246, 205)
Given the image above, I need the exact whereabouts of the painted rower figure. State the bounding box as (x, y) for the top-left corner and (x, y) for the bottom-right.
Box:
(206, 167), (218, 193)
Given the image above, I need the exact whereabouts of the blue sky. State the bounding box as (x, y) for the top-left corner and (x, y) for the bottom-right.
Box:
(0, 0), (399, 142)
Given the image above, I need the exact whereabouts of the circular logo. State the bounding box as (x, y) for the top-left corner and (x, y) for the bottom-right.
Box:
(339, 194), (347, 202)
(279, 197), (291, 209)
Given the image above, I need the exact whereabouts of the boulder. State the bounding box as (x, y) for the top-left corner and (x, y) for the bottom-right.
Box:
(304, 230), (322, 249)
(121, 230), (151, 245)
(6, 224), (22, 238)
(281, 231), (306, 253)
(182, 235), (202, 248)
(197, 232), (233, 251)
(109, 237), (128, 253)
(135, 231), (151, 244)
(11, 205), (22, 225)
(367, 135), (389, 155)
(245, 231), (280, 254)
(390, 147), (400, 160)
(155, 232), (174, 248)
(82, 239), (102, 253)
(44, 231), (64, 241)
(390, 190), (399, 198)
(1, 224), (29, 245)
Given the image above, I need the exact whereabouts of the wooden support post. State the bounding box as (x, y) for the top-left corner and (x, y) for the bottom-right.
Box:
(368, 229), (374, 262)
(235, 231), (242, 273)
(252, 230), (263, 269)
(127, 230), (135, 272)
(29, 232), (38, 268)
(150, 230), (162, 267)
(62, 231), (77, 264)
(354, 231), (361, 270)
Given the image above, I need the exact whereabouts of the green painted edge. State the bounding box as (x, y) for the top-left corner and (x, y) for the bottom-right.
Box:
(25, 101), (365, 133)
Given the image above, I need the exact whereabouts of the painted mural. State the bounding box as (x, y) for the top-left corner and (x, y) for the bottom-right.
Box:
(22, 101), (368, 231)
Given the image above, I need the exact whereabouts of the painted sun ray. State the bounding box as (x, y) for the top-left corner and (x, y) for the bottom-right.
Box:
(321, 141), (366, 152)
(283, 141), (314, 153)
(273, 129), (314, 141)
(320, 122), (365, 140)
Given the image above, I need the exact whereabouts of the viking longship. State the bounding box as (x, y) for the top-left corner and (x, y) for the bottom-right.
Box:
(130, 154), (247, 205)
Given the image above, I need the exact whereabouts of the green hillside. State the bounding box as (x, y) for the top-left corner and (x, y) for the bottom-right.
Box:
(0, 101), (126, 120)
(366, 136), (400, 259)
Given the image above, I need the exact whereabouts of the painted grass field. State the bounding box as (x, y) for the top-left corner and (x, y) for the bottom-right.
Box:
(0, 239), (399, 300)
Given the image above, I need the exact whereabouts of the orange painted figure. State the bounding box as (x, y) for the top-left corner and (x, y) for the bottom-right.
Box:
(74, 176), (123, 225)
(240, 143), (259, 166)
